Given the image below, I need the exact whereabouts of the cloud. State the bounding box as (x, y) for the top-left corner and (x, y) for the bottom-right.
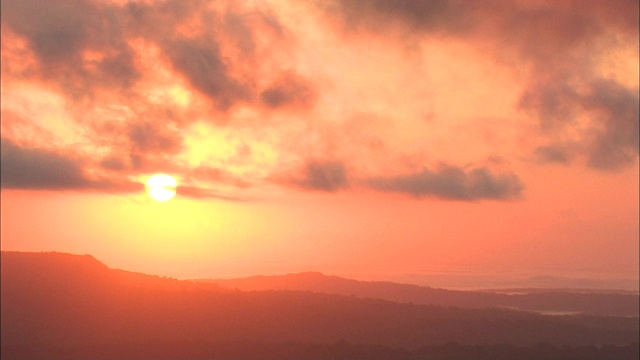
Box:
(0, 138), (141, 193)
(0, 139), (236, 200)
(322, 0), (470, 35)
(323, 0), (638, 42)
(164, 38), (250, 110)
(99, 156), (129, 171)
(87, 116), (184, 173)
(1, 0), (297, 111)
(321, 0), (640, 171)
(1, 0), (140, 94)
(127, 121), (183, 154)
(582, 79), (640, 170)
(176, 185), (244, 201)
(121, 0), (298, 112)
(287, 160), (350, 192)
(260, 72), (317, 110)
(522, 78), (639, 170)
(367, 165), (523, 201)
(1, 0), (92, 61)
(1, 0), (636, 204)
(533, 145), (574, 165)
(1, 139), (90, 190)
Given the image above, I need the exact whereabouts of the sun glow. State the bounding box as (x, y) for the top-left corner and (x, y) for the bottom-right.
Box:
(145, 174), (177, 202)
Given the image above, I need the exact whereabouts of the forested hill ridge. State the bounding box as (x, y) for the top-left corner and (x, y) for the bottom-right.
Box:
(2, 251), (638, 360)
(199, 271), (639, 317)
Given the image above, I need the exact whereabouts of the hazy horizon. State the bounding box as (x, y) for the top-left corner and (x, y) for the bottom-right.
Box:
(2, 249), (638, 293)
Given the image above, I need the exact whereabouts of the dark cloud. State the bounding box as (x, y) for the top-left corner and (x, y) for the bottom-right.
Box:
(324, 0), (469, 34)
(121, 0), (289, 111)
(260, 73), (317, 109)
(94, 49), (140, 89)
(164, 38), (250, 110)
(522, 78), (639, 170)
(0, 138), (241, 201)
(517, 41), (638, 171)
(582, 79), (640, 170)
(322, 0), (639, 171)
(2, 0), (289, 109)
(367, 165), (523, 201)
(99, 156), (128, 171)
(90, 118), (183, 173)
(1, 0), (92, 62)
(519, 79), (579, 131)
(2, 0), (315, 128)
(324, 0), (638, 42)
(0, 138), (141, 193)
(127, 121), (183, 154)
(1, 138), (90, 190)
(223, 11), (257, 55)
(290, 160), (350, 192)
(534, 145), (574, 165)
(120, 0), (199, 47)
(1, 0), (140, 94)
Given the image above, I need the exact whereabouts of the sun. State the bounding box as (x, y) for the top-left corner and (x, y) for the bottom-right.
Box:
(145, 174), (177, 202)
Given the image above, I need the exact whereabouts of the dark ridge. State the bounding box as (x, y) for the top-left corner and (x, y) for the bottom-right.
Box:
(2, 341), (638, 360)
(201, 271), (640, 317)
(2, 250), (638, 354)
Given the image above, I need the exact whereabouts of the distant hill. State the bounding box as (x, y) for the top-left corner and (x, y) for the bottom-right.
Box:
(0, 251), (225, 293)
(2, 251), (638, 359)
(200, 271), (640, 317)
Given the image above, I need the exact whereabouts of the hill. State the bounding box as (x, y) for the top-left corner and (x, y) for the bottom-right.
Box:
(2, 251), (638, 359)
(201, 271), (639, 317)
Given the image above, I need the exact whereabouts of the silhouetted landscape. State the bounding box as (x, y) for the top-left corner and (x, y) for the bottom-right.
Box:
(3, 0), (639, 358)
(201, 272), (639, 317)
(1, 251), (638, 359)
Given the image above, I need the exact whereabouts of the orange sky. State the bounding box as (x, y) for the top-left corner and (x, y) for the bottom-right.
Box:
(1, 0), (638, 289)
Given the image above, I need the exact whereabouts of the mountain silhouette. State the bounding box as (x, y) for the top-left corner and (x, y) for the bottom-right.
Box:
(2, 251), (638, 359)
(201, 271), (639, 317)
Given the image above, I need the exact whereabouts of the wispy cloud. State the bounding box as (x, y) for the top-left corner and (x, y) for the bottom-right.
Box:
(282, 160), (350, 192)
(367, 165), (523, 201)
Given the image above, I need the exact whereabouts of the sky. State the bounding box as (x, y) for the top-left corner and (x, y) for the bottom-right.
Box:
(1, 0), (638, 290)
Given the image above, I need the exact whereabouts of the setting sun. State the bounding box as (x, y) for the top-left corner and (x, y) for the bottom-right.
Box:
(145, 174), (177, 202)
